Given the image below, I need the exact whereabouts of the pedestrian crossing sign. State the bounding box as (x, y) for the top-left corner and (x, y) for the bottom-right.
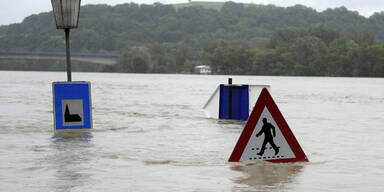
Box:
(228, 88), (308, 163)
(52, 81), (92, 131)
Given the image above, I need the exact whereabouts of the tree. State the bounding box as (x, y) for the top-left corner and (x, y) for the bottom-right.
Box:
(117, 47), (151, 73)
(349, 46), (384, 77)
(290, 36), (327, 75)
(268, 27), (307, 49)
(309, 24), (340, 46)
(205, 41), (253, 75)
(325, 38), (357, 76)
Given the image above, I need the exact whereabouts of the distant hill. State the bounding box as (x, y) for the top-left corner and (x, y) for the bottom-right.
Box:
(174, 1), (225, 10)
(1, 2), (384, 77)
(1, 1), (384, 53)
(173, 1), (276, 11)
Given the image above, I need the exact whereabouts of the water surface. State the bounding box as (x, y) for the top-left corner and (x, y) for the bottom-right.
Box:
(0, 71), (383, 191)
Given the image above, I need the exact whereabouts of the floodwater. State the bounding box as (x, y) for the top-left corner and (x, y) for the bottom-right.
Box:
(0, 71), (383, 192)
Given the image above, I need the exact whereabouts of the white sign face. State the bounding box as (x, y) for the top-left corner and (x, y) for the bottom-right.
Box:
(203, 86), (220, 119)
(240, 107), (296, 161)
(62, 99), (84, 126)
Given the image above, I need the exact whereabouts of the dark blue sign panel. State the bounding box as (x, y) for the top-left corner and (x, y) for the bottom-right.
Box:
(52, 81), (92, 130)
(219, 84), (249, 121)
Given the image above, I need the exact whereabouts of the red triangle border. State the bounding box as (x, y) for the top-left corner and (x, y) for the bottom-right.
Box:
(228, 88), (308, 163)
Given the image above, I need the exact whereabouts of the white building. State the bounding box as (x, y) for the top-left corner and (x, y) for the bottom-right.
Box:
(194, 65), (211, 74)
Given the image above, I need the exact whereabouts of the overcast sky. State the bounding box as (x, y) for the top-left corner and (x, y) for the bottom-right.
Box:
(0, 0), (383, 26)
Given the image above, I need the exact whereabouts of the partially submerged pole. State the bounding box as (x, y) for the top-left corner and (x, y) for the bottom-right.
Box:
(228, 78), (232, 119)
(65, 28), (72, 82)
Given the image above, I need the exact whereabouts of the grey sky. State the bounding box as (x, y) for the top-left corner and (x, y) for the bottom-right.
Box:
(0, 0), (383, 26)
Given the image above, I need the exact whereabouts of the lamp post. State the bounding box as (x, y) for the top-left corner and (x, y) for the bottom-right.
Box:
(51, 0), (81, 82)
(51, 0), (92, 132)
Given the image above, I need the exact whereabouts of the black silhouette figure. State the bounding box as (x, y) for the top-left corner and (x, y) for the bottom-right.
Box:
(256, 118), (279, 156)
(64, 104), (82, 122)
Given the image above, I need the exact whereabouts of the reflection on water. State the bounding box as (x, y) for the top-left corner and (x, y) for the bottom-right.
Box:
(49, 132), (94, 192)
(231, 162), (304, 191)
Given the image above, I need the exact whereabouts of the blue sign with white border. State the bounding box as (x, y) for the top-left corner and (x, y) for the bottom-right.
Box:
(52, 81), (92, 130)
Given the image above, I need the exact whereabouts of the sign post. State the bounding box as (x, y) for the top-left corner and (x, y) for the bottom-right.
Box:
(52, 81), (92, 131)
(50, 1), (92, 132)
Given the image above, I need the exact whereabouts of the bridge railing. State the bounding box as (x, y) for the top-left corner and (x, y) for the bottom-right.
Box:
(0, 51), (120, 65)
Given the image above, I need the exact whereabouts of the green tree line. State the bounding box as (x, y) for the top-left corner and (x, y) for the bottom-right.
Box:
(205, 26), (384, 77)
(1, 2), (384, 76)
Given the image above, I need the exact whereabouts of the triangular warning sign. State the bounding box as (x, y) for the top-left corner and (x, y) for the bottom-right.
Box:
(229, 88), (308, 163)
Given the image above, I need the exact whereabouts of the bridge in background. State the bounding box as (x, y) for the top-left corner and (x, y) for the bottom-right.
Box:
(0, 51), (120, 65)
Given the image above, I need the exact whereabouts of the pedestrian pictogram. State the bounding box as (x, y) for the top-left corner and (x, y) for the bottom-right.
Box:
(256, 118), (279, 156)
(229, 88), (308, 163)
(52, 81), (92, 131)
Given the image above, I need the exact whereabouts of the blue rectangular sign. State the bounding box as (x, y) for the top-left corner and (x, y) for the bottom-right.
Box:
(52, 81), (92, 130)
(219, 84), (249, 121)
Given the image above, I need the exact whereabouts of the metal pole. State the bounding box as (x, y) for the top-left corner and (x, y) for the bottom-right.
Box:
(65, 28), (72, 82)
(228, 78), (232, 119)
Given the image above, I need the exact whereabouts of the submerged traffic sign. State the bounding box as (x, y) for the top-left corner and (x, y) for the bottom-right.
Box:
(52, 81), (92, 131)
(203, 84), (270, 121)
(229, 88), (308, 163)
